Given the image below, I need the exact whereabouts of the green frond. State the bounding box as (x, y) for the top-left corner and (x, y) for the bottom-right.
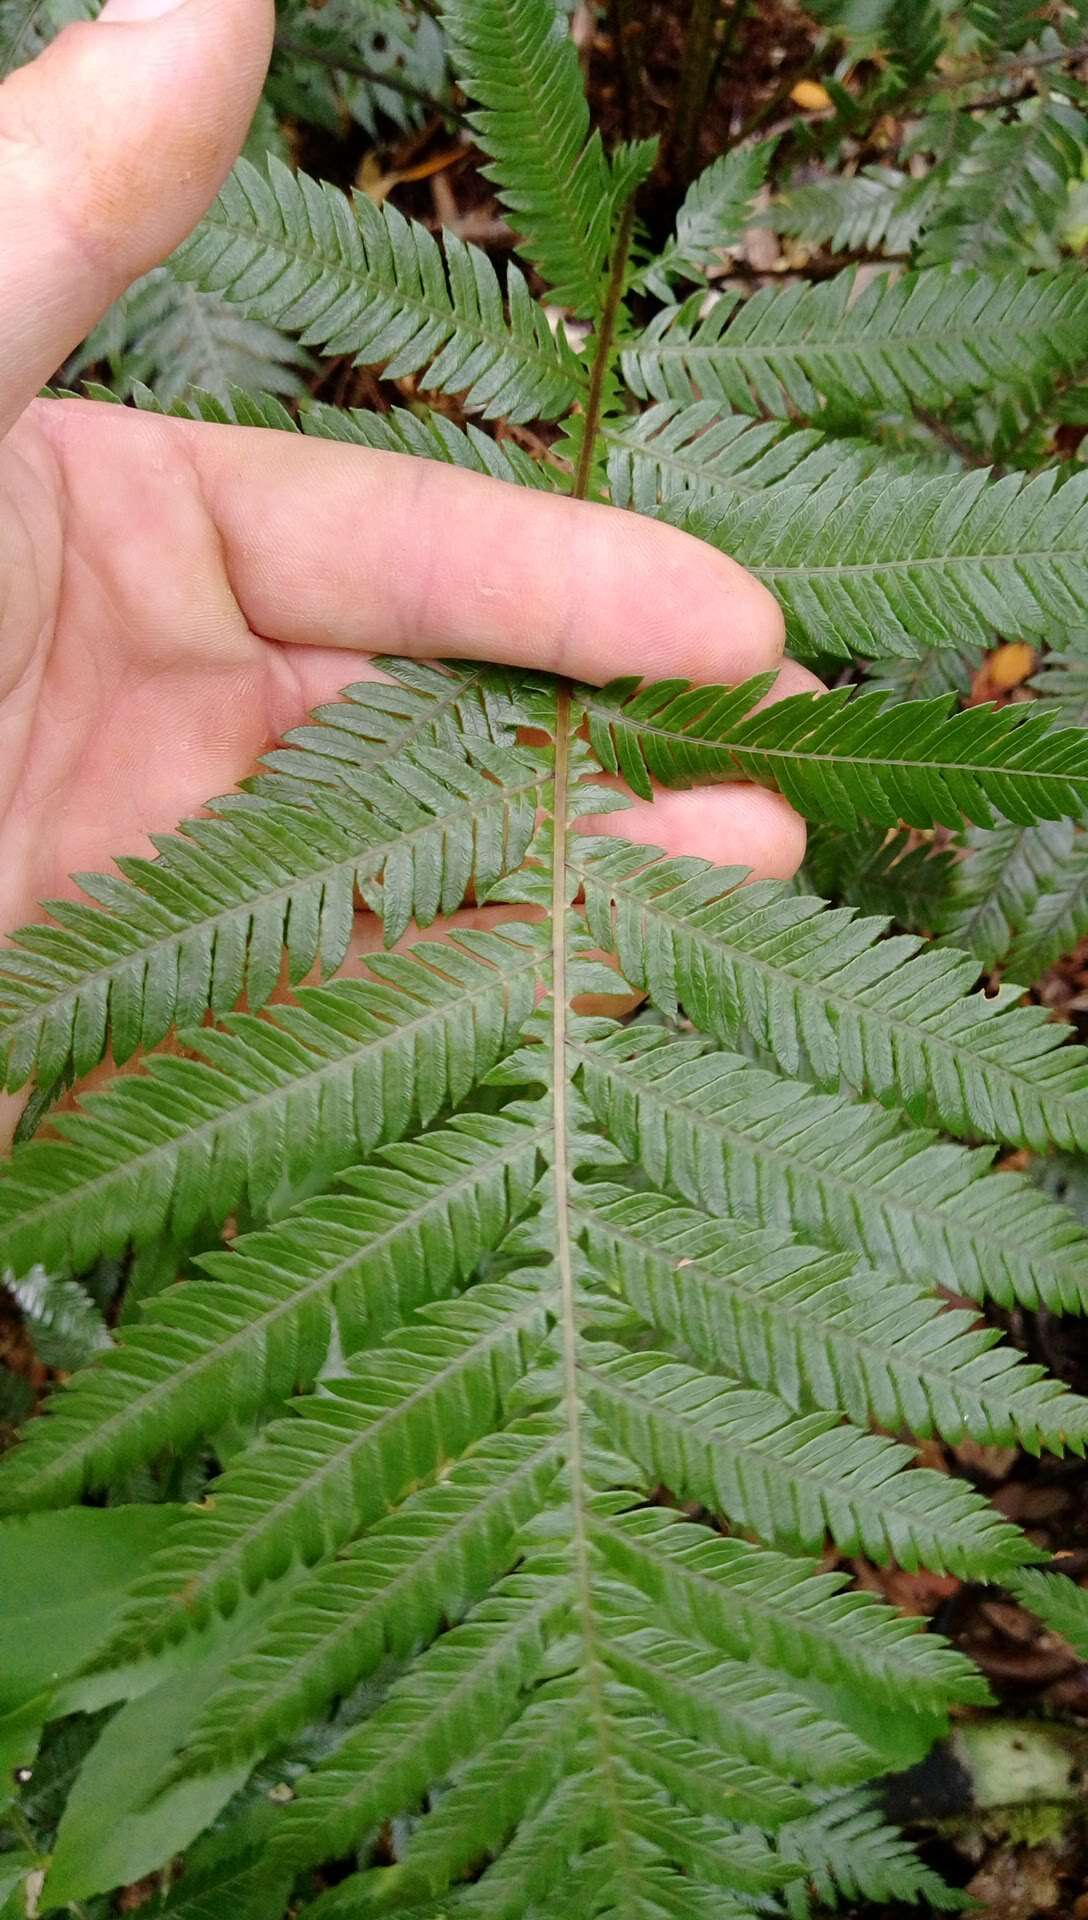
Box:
(777, 1790), (968, 1915)
(0, 1107), (550, 1510)
(3, 1267), (110, 1373)
(919, 103), (1088, 269)
(1011, 1566), (1088, 1659)
(637, 144), (774, 300)
(0, 705), (541, 1088)
(172, 158), (583, 423)
(574, 837), (1088, 1151)
(0, 927), (544, 1289)
(800, 824), (956, 930)
(685, 466), (1088, 657)
(580, 675), (1088, 826)
(87, 1278), (557, 1665)
(583, 1346), (1036, 1575)
(69, 268), (310, 408)
(940, 818), (1088, 975)
(864, 641), (984, 702)
(173, 1429), (561, 1773)
(611, 1711), (813, 1829)
(440, 0), (612, 315)
(576, 1025), (1088, 1311)
(589, 1500), (985, 1710)
(266, 1573), (569, 1873)
(603, 403), (902, 515)
(579, 1182), (1088, 1452)
(300, 398), (561, 489)
(622, 268), (1088, 421)
(766, 164), (943, 256)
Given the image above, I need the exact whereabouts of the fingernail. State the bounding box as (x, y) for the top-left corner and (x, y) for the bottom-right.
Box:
(98, 0), (189, 19)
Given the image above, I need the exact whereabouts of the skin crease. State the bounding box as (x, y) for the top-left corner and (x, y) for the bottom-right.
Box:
(0, 0), (823, 1142)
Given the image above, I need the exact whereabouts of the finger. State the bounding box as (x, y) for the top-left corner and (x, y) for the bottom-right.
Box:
(582, 781), (807, 878)
(184, 425), (788, 685)
(0, 0), (273, 439)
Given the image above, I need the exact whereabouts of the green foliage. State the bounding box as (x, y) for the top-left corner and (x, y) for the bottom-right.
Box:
(1012, 1567), (1088, 1658)
(8, 0), (1088, 1914)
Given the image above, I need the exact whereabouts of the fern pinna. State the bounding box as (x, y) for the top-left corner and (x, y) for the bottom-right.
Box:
(3, 0), (1088, 1915)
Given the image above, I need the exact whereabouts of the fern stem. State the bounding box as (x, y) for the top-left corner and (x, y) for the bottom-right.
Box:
(573, 197), (637, 501)
(671, 0), (720, 188)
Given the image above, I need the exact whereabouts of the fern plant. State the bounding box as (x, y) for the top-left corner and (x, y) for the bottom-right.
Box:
(4, 1), (1088, 1916)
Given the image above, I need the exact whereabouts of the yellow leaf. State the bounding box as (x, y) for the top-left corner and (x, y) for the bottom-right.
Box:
(988, 643), (1036, 691)
(790, 79), (833, 111)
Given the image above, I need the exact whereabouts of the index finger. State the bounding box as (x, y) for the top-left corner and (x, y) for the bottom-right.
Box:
(188, 424), (787, 686)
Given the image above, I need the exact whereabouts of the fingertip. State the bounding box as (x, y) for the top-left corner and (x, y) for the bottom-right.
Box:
(584, 781), (807, 881)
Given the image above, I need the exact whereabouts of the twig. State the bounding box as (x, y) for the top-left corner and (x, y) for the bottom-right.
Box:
(924, 37), (1088, 96)
(913, 407), (997, 472)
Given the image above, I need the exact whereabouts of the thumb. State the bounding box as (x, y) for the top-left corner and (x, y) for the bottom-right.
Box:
(0, 0), (273, 441)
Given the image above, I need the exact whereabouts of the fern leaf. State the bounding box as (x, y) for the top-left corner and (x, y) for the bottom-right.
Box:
(637, 144), (773, 299)
(580, 1182), (1088, 1452)
(919, 103), (1088, 269)
(0, 1107), (551, 1509)
(0, 704), (541, 1087)
(584, 1347), (1036, 1576)
(766, 164), (943, 256)
(69, 269), (310, 408)
(1011, 1567), (1088, 1659)
(265, 1574), (569, 1874)
(439, 0), (612, 315)
(577, 1025), (1088, 1311)
(589, 1500), (985, 1711)
(800, 824), (956, 930)
(600, 1619), (876, 1789)
(301, 398), (560, 490)
(940, 818), (1088, 975)
(777, 1790), (968, 1915)
(580, 675), (1088, 826)
(603, 403), (900, 515)
(574, 838), (1088, 1151)
(172, 158), (583, 423)
(622, 268), (1088, 420)
(3, 1268), (111, 1373)
(85, 1278), (557, 1665)
(685, 466), (1088, 657)
(0, 927), (544, 1284)
(173, 1429), (561, 1772)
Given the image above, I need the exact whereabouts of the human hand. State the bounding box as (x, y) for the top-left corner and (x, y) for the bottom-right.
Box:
(0, 0), (818, 967)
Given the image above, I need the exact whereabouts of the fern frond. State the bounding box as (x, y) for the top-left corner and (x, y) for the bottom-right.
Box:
(0, 1106), (551, 1509)
(579, 1182), (1088, 1450)
(69, 269), (310, 408)
(685, 466), (1088, 657)
(940, 818), (1088, 975)
(86, 1278), (557, 1664)
(585, 1347), (1036, 1576)
(580, 675), (1088, 826)
(919, 102), (1088, 269)
(439, 0), (612, 315)
(576, 1025), (1088, 1311)
(800, 824), (955, 929)
(173, 1428), (561, 1772)
(0, 926), (545, 1285)
(265, 1573), (569, 1874)
(574, 838), (1088, 1150)
(0, 693), (541, 1087)
(172, 158), (583, 423)
(766, 165), (943, 256)
(3, 1267), (110, 1373)
(603, 403), (900, 514)
(622, 268), (1088, 420)
(1011, 1567), (1088, 1659)
(777, 1790), (968, 1915)
(589, 1500), (985, 1710)
(637, 145), (773, 300)
(301, 398), (560, 489)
